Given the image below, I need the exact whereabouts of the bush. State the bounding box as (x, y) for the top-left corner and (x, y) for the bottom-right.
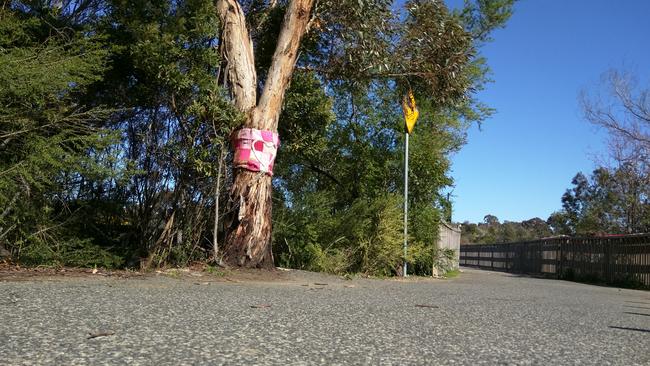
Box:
(344, 195), (403, 276)
(17, 238), (124, 269)
(274, 193), (446, 276)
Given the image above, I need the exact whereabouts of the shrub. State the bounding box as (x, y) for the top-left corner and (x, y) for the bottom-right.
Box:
(275, 193), (446, 276)
(17, 238), (124, 269)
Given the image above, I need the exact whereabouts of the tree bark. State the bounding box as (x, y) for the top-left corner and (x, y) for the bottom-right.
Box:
(216, 0), (257, 112)
(253, 0), (315, 128)
(219, 0), (314, 267)
(224, 172), (274, 267)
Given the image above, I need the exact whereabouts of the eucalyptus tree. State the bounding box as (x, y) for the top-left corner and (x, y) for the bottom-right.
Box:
(552, 165), (650, 235)
(216, 0), (515, 267)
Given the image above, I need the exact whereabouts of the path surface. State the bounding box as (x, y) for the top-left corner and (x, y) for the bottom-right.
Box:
(1, 268), (649, 365)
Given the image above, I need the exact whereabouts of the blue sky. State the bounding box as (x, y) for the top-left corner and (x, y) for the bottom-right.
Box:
(449, 0), (650, 224)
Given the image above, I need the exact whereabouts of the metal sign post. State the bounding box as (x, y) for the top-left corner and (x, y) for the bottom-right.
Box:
(403, 131), (409, 277)
(401, 90), (418, 277)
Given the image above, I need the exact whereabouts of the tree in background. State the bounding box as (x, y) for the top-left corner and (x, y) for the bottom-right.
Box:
(460, 215), (552, 244)
(547, 165), (649, 236)
(581, 70), (649, 170)
(546, 69), (650, 237)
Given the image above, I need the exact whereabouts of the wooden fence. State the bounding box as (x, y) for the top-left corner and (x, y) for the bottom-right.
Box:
(459, 234), (650, 288)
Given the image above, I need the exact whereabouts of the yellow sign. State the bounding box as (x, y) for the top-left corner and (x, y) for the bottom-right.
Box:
(402, 90), (419, 134)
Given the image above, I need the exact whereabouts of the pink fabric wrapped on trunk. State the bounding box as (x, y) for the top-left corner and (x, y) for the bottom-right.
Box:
(232, 128), (280, 176)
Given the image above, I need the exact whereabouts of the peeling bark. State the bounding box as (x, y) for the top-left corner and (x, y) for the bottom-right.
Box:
(224, 172), (274, 267)
(253, 0), (315, 129)
(216, 0), (257, 112)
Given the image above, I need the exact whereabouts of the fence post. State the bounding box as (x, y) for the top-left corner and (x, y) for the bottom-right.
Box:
(556, 240), (561, 279)
(604, 239), (611, 283)
(490, 247), (494, 269)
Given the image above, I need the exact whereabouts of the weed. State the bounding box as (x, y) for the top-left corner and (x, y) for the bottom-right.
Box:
(205, 265), (225, 277)
(167, 269), (181, 278)
(444, 269), (461, 278)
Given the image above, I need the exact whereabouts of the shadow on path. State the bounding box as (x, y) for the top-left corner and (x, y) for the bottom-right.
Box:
(623, 312), (650, 317)
(609, 325), (650, 333)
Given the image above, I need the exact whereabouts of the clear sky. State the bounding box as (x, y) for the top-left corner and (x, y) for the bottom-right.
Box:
(449, 0), (650, 224)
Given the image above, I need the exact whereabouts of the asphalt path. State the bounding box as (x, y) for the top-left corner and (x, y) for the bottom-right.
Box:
(1, 268), (649, 365)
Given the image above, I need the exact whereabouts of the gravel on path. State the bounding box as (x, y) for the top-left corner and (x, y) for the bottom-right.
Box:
(1, 267), (648, 365)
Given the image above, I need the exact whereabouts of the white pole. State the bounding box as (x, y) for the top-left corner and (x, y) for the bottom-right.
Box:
(403, 132), (409, 277)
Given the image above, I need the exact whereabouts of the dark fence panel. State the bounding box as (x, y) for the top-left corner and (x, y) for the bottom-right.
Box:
(460, 235), (650, 288)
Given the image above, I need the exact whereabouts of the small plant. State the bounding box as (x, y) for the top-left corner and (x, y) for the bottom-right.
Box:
(205, 265), (225, 277)
(167, 269), (181, 278)
(444, 269), (460, 278)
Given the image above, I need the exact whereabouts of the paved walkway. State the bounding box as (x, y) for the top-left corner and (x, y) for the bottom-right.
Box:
(1, 268), (648, 365)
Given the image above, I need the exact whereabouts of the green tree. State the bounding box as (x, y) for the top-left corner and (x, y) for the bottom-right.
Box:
(549, 165), (650, 235)
(90, 0), (242, 267)
(0, 4), (120, 266)
(521, 217), (552, 239)
(272, 77), (461, 275)
(546, 211), (572, 236)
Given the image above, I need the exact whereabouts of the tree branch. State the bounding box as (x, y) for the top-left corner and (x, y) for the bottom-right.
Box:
(306, 162), (341, 186)
(217, 0), (257, 113)
(254, 0), (315, 130)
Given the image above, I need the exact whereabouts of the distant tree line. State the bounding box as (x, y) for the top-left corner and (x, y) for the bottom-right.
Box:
(463, 164), (649, 244)
(460, 216), (552, 245)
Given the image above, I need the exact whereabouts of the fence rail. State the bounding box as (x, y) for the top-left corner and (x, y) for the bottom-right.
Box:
(459, 234), (650, 287)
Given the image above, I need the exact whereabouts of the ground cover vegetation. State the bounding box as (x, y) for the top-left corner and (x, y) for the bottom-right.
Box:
(0, 0), (513, 274)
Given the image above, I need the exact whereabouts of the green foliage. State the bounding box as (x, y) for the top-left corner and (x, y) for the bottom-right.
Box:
(444, 269), (461, 278)
(274, 194), (405, 276)
(205, 264), (226, 276)
(87, 0), (242, 267)
(0, 6), (118, 266)
(274, 192), (451, 276)
(271, 0), (514, 275)
(18, 238), (124, 268)
(347, 195), (404, 275)
(1, 0), (239, 268)
(458, 0), (516, 42)
(549, 164), (649, 236)
(272, 76), (458, 275)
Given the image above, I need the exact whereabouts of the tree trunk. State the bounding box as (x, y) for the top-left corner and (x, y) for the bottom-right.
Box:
(223, 171), (274, 267)
(218, 0), (314, 267)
